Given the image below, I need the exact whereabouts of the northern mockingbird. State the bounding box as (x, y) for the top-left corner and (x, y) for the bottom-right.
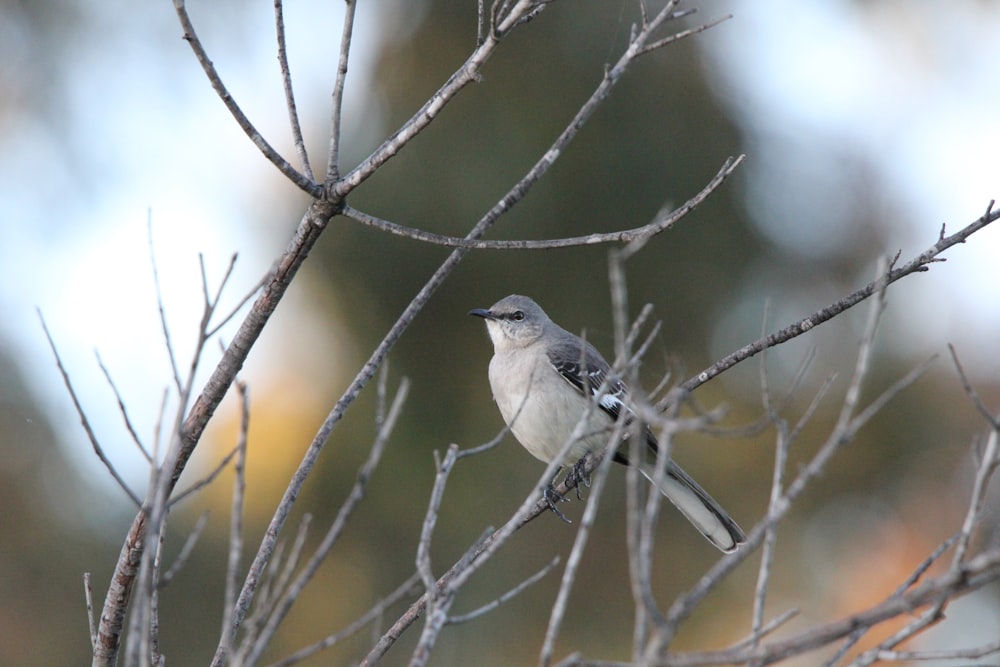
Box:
(470, 294), (745, 552)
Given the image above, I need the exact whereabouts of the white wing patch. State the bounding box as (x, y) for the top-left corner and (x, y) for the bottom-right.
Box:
(599, 390), (625, 416)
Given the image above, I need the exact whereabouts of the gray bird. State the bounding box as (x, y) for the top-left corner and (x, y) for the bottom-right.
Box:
(470, 294), (745, 552)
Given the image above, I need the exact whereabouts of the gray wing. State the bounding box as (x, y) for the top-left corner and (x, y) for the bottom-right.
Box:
(546, 334), (745, 551)
(545, 335), (631, 426)
(545, 332), (663, 459)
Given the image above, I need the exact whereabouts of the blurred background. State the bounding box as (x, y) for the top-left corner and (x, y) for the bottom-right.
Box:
(2, 0), (1000, 664)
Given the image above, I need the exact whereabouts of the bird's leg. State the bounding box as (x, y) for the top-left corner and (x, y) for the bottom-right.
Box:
(566, 455), (592, 499)
(543, 469), (572, 523)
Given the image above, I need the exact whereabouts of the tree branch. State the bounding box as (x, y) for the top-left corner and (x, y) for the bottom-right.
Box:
(325, 0), (356, 182)
(273, 0), (313, 183)
(340, 155), (742, 249)
(679, 201), (1000, 395)
(173, 0), (320, 196)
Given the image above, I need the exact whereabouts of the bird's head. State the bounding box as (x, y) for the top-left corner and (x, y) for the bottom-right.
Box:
(469, 294), (550, 350)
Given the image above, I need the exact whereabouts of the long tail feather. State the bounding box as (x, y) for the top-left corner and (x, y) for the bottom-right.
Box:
(639, 461), (745, 553)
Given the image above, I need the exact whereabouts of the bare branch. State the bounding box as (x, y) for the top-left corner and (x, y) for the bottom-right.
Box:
(172, 0), (321, 196)
(219, 379), (250, 658)
(953, 425), (999, 569)
(38, 311), (142, 508)
(872, 638), (1000, 662)
(679, 205), (1000, 395)
(153, 387), (169, 461)
(158, 511), (209, 588)
(267, 573), (422, 667)
(658, 261), (924, 649)
(273, 0), (313, 182)
(167, 443), (240, 507)
(340, 155), (742, 249)
(948, 343), (1000, 428)
(95, 351), (151, 463)
(235, 378), (409, 667)
(325, 0), (357, 182)
(448, 558), (560, 625)
(240, 514), (313, 656)
(636, 14), (732, 56)
(409, 443), (464, 667)
(84, 572), (97, 650)
(417, 445), (457, 596)
(148, 216), (183, 395)
(331, 0), (536, 198)
(540, 428), (622, 667)
(659, 547), (1000, 666)
(750, 419), (788, 653)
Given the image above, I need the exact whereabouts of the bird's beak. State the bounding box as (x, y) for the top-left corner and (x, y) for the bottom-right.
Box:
(468, 308), (495, 320)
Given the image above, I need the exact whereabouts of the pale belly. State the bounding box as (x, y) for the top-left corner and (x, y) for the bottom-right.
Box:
(489, 351), (605, 465)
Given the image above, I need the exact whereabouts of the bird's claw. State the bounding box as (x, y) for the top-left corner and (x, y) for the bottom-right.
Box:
(543, 484), (572, 523)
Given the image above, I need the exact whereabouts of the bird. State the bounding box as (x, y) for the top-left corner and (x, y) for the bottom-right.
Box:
(469, 294), (745, 552)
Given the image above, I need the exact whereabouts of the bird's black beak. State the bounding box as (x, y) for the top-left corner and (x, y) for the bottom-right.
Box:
(468, 308), (495, 320)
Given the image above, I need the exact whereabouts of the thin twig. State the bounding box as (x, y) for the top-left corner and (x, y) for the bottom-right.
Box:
(842, 538), (965, 667)
(339, 155), (742, 249)
(679, 205), (1000, 396)
(948, 344), (1000, 428)
(325, 0), (357, 182)
(84, 572), (97, 649)
(153, 387), (169, 462)
(206, 261), (269, 340)
(240, 514), (313, 659)
(448, 558), (560, 625)
(273, 0), (313, 182)
(95, 351), (152, 462)
(751, 422), (788, 653)
(266, 573), (422, 667)
(951, 409), (999, 567)
(172, 0), (320, 196)
(148, 216), (183, 395)
(417, 445), (456, 596)
(636, 13), (732, 55)
(167, 443), (240, 507)
(873, 638), (1000, 662)
(409, 443), (465, 667)
(158, 511), (210, 588)
(748, 299), (783, 660)
(238, 379), (409, 667)
(220, 379), (250, 659)
(539, 427), (622, 667)
(657, 547), (1000, 666)
(38, 311), (142, 507)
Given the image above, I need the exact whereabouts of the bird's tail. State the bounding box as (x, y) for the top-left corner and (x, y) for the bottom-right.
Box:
(640, 461), (745, 553)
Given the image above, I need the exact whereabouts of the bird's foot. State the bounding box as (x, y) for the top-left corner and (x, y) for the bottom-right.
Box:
(543, 484), (572, 523)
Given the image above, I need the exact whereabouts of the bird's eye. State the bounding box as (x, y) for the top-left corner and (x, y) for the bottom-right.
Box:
(512, 310), (525, 321)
